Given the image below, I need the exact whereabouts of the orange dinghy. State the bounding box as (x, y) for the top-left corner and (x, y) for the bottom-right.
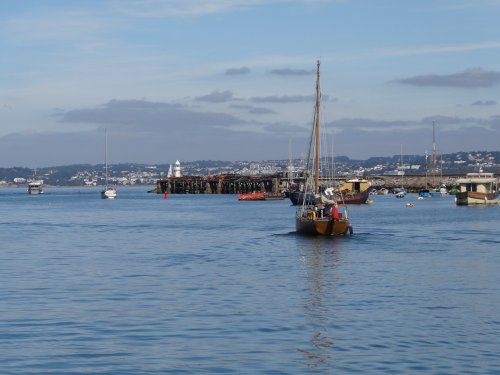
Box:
(237, 192), (265, 201)
(238, 192), (284, 201)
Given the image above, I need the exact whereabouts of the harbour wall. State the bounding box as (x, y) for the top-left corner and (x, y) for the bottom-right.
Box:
(155, 174), (283, 194)
(154, 174), (481, 194)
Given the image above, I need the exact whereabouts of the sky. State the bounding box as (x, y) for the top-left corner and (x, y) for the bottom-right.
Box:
(1, 0), (500, 167)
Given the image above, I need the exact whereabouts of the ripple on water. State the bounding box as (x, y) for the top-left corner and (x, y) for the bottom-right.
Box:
(1, 191), (500, 373)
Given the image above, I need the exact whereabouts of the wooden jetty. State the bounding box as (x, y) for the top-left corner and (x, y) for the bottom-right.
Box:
(153, 173), (498, 195)
(155, 174), (285, 195)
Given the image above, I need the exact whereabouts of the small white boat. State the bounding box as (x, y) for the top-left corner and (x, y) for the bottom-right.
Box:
(101, 129), (117, 199)
(395, 191), (406, 198)
(28, 180), (43, 195)
(101, 187), (117, 199)
(439, 184), (448, 196)
(28, 170), (43, 195)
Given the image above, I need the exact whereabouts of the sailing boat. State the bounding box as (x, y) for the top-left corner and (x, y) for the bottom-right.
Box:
(395, 145), (406, 198)
(295, 61), (351, 236)
(419, 150), (432, 197)
(101, 130), (117, 199)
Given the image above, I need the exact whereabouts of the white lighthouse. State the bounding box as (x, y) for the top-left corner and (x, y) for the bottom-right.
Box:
(174, 160), (182, 177)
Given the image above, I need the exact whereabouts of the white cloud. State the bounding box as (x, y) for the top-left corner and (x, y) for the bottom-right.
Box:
(116, 0), (347, 17)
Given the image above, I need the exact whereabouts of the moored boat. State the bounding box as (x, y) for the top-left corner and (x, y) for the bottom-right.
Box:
(238, 192), (265, 201)
(333, 178), (371, 204)
(101, 129), (117, 199)
(455, 172), (498, 206)
(418, 189), (432, 198)
(395, 190), (406, 198)
(290, 178), (370, 205)
(439, 184), (448, 196)
(289, 191), (318, 205)
(237, 192), (284, 201)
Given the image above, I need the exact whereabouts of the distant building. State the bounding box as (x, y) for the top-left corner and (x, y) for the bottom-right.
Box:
(174, 160), (182, 177)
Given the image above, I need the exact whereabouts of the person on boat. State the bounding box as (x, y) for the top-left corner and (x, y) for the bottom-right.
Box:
(323, 202), (340, 219)
(332, 202), (341, 220)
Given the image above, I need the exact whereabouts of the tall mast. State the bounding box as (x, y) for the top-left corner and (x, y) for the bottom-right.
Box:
(288, 138), (293, 184)
(400, 144), (404, 189)
(431, 121), (436, 186)
(314, 60), (321, 194)
(104, 129), (108, 187)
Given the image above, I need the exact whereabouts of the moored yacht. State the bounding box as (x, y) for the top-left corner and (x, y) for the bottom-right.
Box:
(101, 129), (117, 199)
(28, 179), (43, 195)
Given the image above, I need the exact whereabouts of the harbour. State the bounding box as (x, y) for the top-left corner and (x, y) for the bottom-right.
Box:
(1, 187), (499, 373)
(3, 0), (500, 373)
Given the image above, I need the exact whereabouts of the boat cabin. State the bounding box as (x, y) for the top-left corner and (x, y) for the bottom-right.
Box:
(456, 173), (498, 194)
(340, 178), (370, 193)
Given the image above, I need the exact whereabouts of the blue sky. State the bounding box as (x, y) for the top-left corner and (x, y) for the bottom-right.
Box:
(1, 0), (500, 167)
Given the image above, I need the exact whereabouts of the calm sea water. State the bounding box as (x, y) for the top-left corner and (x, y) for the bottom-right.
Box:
(1, 187), (499, 374)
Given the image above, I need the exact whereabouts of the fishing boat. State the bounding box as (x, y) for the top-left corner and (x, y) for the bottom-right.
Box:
(455, 172), (498, 206)
(333, 178), (371, 204)
(295, 61), (351, 236)
(101, 130), (117, 199)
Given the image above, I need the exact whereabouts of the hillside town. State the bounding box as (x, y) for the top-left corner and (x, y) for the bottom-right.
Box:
(1, 150), (499, 187)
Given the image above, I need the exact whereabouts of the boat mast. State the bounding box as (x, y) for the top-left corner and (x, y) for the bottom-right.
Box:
(288, 138), (293, 186)
(400, 144), (404, 189)
(431, 121), (436, 187)
(424, 150), (428, 189)
(314, 60), (321, 195)
(104, 129), (108, 188)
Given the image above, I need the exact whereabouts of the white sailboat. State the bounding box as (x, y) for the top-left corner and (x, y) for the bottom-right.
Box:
(101, 130), (117, 199)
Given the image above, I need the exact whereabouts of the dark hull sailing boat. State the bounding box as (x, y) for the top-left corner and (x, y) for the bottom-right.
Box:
(295, 61), (351, 236)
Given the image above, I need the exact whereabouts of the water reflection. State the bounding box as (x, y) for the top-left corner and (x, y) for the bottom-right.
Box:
(297, 238), (343, 370)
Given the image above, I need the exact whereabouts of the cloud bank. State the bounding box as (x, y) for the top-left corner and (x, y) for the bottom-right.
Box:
(396, 68), (500, 88)
(2, 98), (500, 167)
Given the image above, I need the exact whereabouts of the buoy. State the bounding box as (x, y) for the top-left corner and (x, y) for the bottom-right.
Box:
(405, 203), (414, 207)
(164, 193), (168, 199)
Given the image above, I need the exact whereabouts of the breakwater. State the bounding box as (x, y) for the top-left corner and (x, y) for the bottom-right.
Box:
(155, 174), (283, 194)
(153, 173), (485, 194)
